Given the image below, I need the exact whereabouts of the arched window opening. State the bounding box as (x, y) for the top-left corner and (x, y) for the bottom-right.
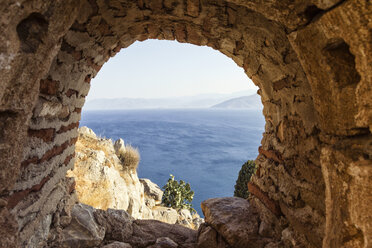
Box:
(69, 39), (264, 223)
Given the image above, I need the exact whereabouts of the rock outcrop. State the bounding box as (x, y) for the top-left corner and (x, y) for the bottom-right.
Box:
(49, 203), (198, 248)
(51, 197), (285, 248)
(67, 127), (203, 229)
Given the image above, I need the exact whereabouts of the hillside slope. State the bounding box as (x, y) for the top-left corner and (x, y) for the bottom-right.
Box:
(211, 94), (262, 109)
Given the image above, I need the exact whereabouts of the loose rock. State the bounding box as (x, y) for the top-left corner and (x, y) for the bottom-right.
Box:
(60, 204), (105, 248)
(141, 178), (164, 202)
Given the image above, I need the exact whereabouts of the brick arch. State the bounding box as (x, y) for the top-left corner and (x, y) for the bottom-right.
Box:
(0, 0), (371, 247)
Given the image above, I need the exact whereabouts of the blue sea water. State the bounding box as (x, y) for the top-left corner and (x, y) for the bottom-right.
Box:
(80, 109), (265, 215)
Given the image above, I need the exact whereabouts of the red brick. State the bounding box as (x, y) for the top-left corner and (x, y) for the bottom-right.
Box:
(87, 58), (103, 72)
(64, 152), (75, 165)
(39, 79), (59, 95)
(21, 156), (38, 167)
(84, 74), (92, 83)
(248, 182), (282, 217)
(21, 137), (78, 167)
(57, 122), (79, 134)
(28, 128), (55, 142)
(74, 108), (82, 114)
(66, 89), (78, 97)
(6, 176), (50, 209)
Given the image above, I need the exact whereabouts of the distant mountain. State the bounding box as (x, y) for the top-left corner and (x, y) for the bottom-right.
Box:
(84, 90), (258, 110)
(211, 94), (262, 109)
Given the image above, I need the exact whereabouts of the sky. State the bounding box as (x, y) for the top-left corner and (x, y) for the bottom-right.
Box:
(86, 39), (257, 101)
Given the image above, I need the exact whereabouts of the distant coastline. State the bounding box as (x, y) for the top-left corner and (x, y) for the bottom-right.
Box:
(211, 95), (261, 109)
(84, 90), (262, 110)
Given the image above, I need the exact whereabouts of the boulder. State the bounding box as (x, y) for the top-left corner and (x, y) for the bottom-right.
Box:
(55, 203), (199, 248)
(197, 224), (230, 248)
(94, 208), (134, 242)
(140, 178), (164, 202)
(61, 203), (105, 247)
(79, 126), (97, 138)
(151, 206), (178, 224)
(201, 197), (270, 248)
(130, 219), (197, 248)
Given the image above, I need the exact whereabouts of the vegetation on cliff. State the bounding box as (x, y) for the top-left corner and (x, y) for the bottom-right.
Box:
(234, 160), (256, 199)
(162, 174), (195, 213)
(117, 144), (140, 172)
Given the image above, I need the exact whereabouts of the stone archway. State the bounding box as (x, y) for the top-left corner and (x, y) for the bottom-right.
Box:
(0, 0), (371, 247)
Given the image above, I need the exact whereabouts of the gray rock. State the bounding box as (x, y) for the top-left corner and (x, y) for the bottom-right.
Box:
(114, 138), (126, 155)
(155, 237), (178, 248)
(61, 203), (105, 247)
(94, 208), (134, 242)
(79, 126), (97, 138)
(140, 178), (163, 202)
(192, 217), (204, 230)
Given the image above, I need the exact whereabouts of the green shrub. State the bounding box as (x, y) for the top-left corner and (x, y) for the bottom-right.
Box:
(234, 160), (256, 199)
(161, 174), (195, 213)
(117, 145), (140, 172)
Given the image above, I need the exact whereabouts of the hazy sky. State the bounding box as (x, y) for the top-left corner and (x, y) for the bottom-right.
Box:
(86, 40), (257, 101)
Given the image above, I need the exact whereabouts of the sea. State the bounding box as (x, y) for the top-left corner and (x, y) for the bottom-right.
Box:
(80, 109), (265, 215)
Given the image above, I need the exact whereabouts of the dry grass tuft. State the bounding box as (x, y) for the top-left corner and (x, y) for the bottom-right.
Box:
(117, 145), (140, 172)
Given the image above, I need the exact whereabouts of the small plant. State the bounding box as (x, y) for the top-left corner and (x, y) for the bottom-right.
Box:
(234, 160), (256, 199)
(117, 144), (140, 172)
(162, 174), (195, 213)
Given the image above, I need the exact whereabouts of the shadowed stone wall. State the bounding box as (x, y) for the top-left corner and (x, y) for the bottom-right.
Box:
(0, 0), (370, 247)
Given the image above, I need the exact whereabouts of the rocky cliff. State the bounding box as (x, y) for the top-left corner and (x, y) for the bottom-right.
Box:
(67, 127), (203, 229)
(58, 127), (283, 248)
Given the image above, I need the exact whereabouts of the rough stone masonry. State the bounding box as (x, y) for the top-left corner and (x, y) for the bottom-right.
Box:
(0, 0), (371, 247)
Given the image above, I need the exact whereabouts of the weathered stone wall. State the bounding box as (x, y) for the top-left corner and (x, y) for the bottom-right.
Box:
(0, 0), (370, 247)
